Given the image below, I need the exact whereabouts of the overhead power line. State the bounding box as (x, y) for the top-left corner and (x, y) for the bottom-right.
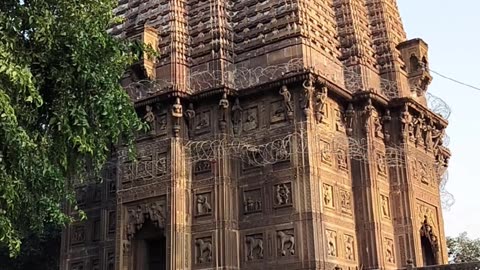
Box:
(430, 69), (480, 92)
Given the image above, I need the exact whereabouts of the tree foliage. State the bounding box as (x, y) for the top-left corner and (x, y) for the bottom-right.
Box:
(447, 232), (480, 263)
(0, 0), (144, 256)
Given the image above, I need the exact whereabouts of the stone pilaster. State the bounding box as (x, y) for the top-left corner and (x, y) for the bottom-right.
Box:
(169, 136), (191, 269)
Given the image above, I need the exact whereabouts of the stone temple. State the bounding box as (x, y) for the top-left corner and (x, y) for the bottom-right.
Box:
(60, 0), (452, 269)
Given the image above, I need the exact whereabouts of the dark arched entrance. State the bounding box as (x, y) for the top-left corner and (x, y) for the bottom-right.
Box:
(420, 216), (439, 266)
(133, 219), (166, 270)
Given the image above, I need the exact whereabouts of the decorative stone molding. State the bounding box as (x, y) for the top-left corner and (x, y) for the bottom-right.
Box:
(126, 199), (166, 240)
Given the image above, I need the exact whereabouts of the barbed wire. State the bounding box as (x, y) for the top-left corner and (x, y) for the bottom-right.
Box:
(125, 59), (451, 120)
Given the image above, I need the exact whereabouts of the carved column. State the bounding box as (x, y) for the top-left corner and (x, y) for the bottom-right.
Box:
(213, 105), (240, 269)
(350, 98), (385, 269)
(169, 135), (191, 269)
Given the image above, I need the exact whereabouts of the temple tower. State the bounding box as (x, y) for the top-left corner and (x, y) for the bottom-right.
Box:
(60, 0), (451, 269)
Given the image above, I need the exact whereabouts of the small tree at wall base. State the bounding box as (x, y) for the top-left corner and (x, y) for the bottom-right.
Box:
(447, 232), (480, 263)
(0, 0), (145, 256)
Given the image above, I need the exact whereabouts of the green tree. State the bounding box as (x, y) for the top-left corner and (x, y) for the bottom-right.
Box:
(0, 0), (144, 256)
(447, 232), (480, 263)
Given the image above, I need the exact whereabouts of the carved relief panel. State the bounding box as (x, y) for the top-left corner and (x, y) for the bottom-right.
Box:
(71, 225), (86, 245)
(384, 238), (395, 264)
(323, 184), (334, 209)
(195, 110), (211, 134)
(106, 250), (114, 270)
(195, 192), (213, 217)
(277, 229), (295, 256)
(320, 141), (333, 164)
(273, 183), (293, 208)
(340, 189), (352, 214)
(156, 113), (168, 135)
(125, 199), (166, 240)
(376, 152), (387, 176)
(243, 189), (263, 214)
(336, 148), (348, 170)
(243, 106), (259, 131)
(195, 236), (213, 264)
(270, 100), (287, 124)
(71, 262), (85, 270)
(194, 160), (212, 175)
(344, 234), (355, 261)
(120, 143), (168, 183)
(245, 233), (264, 261)
(334, 108), (346, 132)
(326, 230), (337, 257)
(381, 195), (391, 219)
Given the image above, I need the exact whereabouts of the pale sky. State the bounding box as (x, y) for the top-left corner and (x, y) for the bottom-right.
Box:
(398, 1), (480, 238)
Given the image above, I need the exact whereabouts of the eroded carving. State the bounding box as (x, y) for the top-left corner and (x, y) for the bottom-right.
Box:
(326, 230), (337, 256)
(196, 193), (212, 216)
(381, 195), (390, 218)
(244, 189), (262, 213)
(345, 103), (355, 135)
(302, 78), (314, 112)
(323, 184), (334, 208)
(314, 86), (328, 124)
(385, 238), (395, 263)
(243, 107), (258, 131)
(277, 230), (295, 256)
(279, 85), (293, 118)
(126, 200), (166, 240)
(344, 235), (355, 260)
(271, 100), (287, 123)
(231, 98), (243, 135)
(274, 183), (292, 207)
(340, 189), (351, 213)
(196, 237), (213, 263)
(71, 225), (85, 244)
(144, 105), (156, 133)
(246, 234), (264, 260)
(336, 148), (348, 170)
(185, 103), (196, 138)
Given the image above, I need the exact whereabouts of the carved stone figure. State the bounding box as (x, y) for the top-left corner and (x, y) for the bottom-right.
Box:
(246, 235), (264, 260)
(336, 149), (348, 170)
(340, 190), (351, 212)
(279, 85), (293, 117)
(218, 93), (229, 131)
(401, 104), (411, 140)
(381, 195), (390, 217)
(302, 78), (314, 111)
(72, 226), (85, 244)
(172, 97), (183, 118)
(385, 239), (395, 263)
(244, 197), (262, 213)
(314, 86), (328, 123)
(196, 238), (213, 263)
(277, 230), (295, 256)
(413, 114), (425, 146)
(382, 110), (392, 142)
(144, 105), (156, 133)
(196, 194), (212, 215)
(377, 153), (387, 175)
(321, 142), (332, 163)
(419, 161), (429, 184)
(172, 98), (183, 136)
(157, 114), (167, 131)
(335, 109), (346, 132)
(326, 230), (337, 256)
(345, 103), (355, 135)
(126, 200), (166, 239)
(185, 103), (196, 138)
(196, 112), (210, 130)
(432, 128), (445, 149)
(425, 123), (434, 150)
(374, 116), (383, 138)
(344, 235), (354, 260)
(323, 184), (334, 208)
(243, 108), (258, 131)
(363, 99), (374, 131)
(231, 98), (243, 135)
(275, 184), (291, 206)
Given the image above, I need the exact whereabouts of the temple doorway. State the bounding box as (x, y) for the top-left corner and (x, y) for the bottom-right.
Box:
(421, 235), (436, 266)
(133, 219), (166, 270)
